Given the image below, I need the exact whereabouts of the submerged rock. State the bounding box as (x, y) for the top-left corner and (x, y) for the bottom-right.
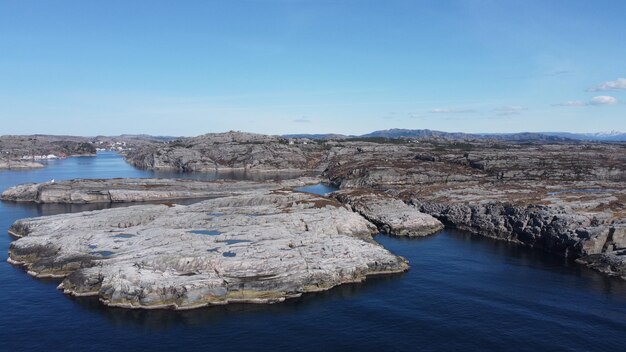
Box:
(8, 190), (407, 309)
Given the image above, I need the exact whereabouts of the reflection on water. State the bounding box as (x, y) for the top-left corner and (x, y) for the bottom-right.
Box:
(70, 273), (401, 331)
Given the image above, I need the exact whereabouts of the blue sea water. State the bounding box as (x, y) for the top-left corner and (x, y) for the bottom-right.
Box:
(1, 152), (626, 352)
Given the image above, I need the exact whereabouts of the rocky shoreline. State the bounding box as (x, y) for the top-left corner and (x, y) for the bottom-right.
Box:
(4, 132), (626, 309)
(321, 139), (626, 280)
(1, 177), (321, 204)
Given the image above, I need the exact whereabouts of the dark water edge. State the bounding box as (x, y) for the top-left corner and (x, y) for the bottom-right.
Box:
(2, 152), (626, 352)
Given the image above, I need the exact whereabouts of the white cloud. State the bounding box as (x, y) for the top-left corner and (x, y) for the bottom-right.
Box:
(589, 96), (619, 105)
(588, 78), (626, 91)
(429, 108), (476, 114)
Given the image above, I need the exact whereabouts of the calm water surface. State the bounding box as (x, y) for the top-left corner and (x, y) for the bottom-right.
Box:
(1, 152), (625, 352)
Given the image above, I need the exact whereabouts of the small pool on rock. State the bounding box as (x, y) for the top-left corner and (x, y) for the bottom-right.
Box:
(90, 250), (115, 257)
(222, 251), (236, 257)
(295, 183), (339, 196)
(220, 239), (252, 245)
(190, 230), (222, 236)
(113, 233), (134, 238)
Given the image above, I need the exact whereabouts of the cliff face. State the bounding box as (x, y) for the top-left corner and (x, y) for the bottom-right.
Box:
(126, 131), (330, 172)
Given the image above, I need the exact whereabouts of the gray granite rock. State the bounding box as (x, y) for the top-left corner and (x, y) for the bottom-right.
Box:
(1, 177), (320, 204)
(126, 131), (330, 172)
(333, 189), (443, 237)
(8, 190), (408, 309)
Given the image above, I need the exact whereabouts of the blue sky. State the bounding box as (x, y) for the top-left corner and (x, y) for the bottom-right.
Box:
(1, 0), (625, 136)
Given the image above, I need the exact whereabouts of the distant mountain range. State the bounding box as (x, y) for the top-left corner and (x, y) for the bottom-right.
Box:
(283, 129), (626, 142)
(538, 131), (626, 142)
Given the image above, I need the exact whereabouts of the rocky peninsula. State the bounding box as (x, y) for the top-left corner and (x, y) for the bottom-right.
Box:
(8, 189), (408, 309)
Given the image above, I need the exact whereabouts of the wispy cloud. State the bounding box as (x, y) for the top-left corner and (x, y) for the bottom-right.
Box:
(551, 100), (587, 107)
(553, 96), (619, 107)
(588, 78), (626, 91)
(589, 95), (619, 105)
(494, 105), (526, 116)
(429, 108), (476, 114)
(504, 69), (573, 79)
(543, 69), (573, 77)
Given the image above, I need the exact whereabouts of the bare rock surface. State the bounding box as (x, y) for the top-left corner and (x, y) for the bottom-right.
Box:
(333, 189), (443, 237)
(8, 190), (407, 309)
(126, 131), (330, 172)
(1, 177), (320, 204)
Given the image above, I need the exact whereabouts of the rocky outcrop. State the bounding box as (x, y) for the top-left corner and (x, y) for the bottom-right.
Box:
(126, 131), (330, 172)
(574, 225), (626, 279)
(414, 200), (610, 256)
(0, 159), (44, 169)
(8, 190), (408, 309)
(1, 178), (320, 204)
(333, 189), (443, 237)
(403, 199), (626, 279)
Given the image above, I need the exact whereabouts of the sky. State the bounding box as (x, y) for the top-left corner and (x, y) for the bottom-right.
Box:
(1, 0), (625, 136)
